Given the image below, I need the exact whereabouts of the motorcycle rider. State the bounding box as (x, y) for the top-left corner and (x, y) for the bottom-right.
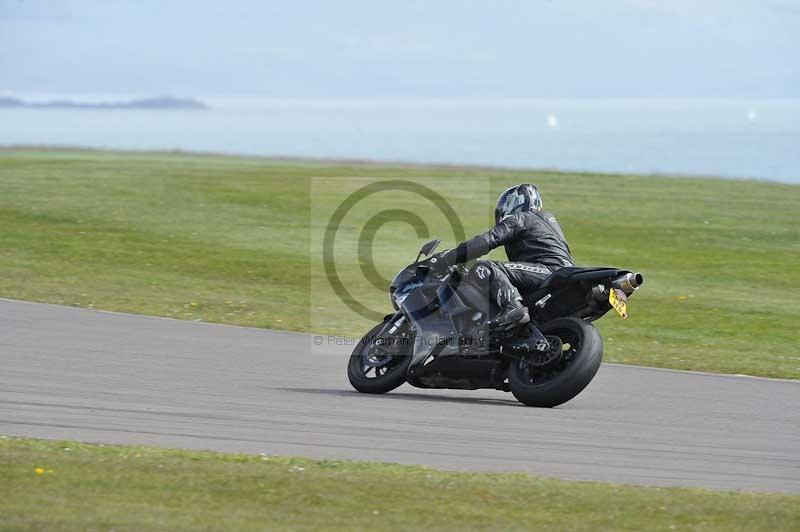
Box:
(437, 183), (573, 330)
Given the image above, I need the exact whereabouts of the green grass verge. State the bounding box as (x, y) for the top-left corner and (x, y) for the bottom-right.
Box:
(0, 148), (798, 378)
(1, 437), (797, 532)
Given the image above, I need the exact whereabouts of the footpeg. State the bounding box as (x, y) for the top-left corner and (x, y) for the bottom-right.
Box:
(534, 293), (552, 309)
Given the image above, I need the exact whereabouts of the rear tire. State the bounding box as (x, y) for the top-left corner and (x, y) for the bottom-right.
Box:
(347, 321), (412, 394)
(509, 317), (603, 407)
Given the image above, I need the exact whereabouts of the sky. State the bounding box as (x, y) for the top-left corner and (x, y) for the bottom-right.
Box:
(1, 0), (798, 98)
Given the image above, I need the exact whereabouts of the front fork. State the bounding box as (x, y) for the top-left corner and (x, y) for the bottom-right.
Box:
(366, 312), (408, 357)
(374, 312), (406, 343)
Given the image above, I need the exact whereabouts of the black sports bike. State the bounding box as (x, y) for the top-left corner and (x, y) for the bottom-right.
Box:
(347, 239), (643, 407)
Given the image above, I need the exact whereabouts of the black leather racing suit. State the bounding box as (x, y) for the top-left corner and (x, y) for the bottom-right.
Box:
(441, 210), (573, 310)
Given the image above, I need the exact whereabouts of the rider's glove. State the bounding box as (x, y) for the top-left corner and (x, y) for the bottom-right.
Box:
(429, 250), (456, 274)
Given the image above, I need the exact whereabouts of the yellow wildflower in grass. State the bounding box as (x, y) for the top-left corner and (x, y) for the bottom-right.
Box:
(34, 467), (45, 475)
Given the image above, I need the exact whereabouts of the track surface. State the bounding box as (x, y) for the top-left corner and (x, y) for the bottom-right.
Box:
(1, 299), (798, 493)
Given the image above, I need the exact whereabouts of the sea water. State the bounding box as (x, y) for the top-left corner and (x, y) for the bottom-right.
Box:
(2, 97), (798, 183)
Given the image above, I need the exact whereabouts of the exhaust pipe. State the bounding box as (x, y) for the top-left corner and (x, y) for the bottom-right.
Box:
(612, 272), (644, 294)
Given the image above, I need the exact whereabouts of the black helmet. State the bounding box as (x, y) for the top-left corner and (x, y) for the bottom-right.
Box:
(494, 184), (542, 223)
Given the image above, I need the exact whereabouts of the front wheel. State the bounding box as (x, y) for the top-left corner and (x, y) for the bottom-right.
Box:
(347, 320), (412, 394)
(509, 317), (603, 407)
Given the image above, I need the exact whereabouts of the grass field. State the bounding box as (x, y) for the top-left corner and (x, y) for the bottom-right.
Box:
(0, 148), (798, 378)
(1, 437), (797, 532)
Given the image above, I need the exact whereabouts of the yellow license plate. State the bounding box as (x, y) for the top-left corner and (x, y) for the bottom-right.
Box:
(609, 288), (628, 319)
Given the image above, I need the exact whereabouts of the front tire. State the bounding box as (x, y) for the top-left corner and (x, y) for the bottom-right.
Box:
(347, 320), (412, 394)
(509, 317), (603, 407)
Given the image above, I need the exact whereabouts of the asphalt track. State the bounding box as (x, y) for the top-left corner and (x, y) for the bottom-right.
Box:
(1, 298), (798, 493)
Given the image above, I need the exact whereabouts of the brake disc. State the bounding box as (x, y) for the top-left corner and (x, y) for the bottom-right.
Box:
(363, 346), (394, 367)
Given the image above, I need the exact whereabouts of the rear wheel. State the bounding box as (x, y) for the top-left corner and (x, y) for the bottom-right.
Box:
(347, 320), (412, 394)
(508, 317), (603, 407)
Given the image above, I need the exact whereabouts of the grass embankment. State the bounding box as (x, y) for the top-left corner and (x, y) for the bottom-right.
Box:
(1, 437), (797, 532)
(0, 148), (798, 378)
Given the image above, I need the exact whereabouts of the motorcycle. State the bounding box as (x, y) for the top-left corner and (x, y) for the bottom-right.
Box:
(347, 238), (643, 407)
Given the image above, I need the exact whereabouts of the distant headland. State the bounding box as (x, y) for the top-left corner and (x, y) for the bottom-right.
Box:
(0, 96), (209, 110)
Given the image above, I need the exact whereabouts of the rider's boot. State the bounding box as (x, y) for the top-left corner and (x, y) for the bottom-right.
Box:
(485, 279), (530, 331)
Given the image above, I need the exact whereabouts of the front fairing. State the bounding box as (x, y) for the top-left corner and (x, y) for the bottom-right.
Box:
(390, 264), (425, 310)
(400, 288), (459, 367)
